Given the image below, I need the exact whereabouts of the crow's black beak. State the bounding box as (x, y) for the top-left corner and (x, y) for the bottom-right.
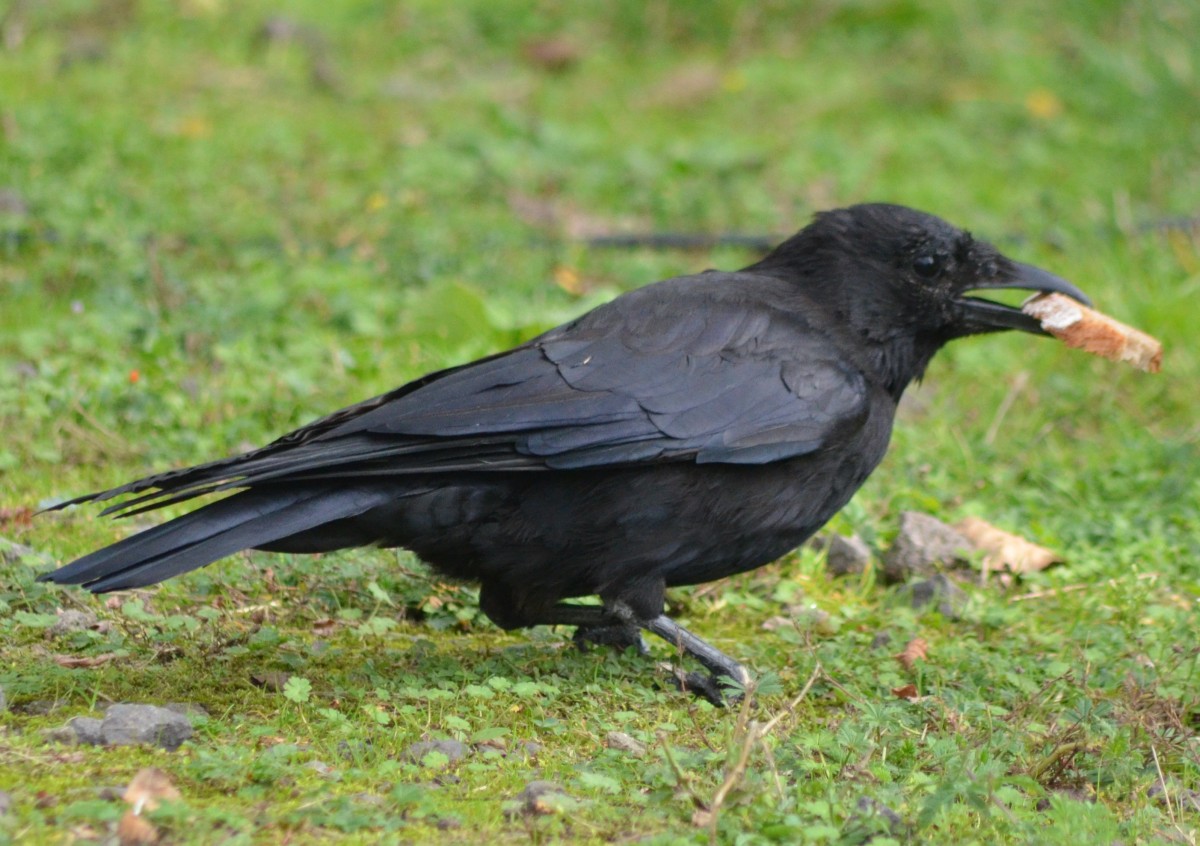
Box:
(957, 261), (1092, 335)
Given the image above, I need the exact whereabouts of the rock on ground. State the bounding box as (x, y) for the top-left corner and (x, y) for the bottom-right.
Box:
(508, 781), (572, 816)
(49, 704), (194, 751)
(883, 512), (973, 583)
(48, 609), (98, 637)
(605, 731), (647, 757)
(850, 796), (904, 838)
(825, 533), (872, 576)
(99, 704), (193, 751)
(902, 574), (969, 620)
(404, 739), (469, 766)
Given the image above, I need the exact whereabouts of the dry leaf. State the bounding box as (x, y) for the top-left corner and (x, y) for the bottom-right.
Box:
(895, 637), (928, 671)
(53, 653), (118, 669)
(956, 517), (1060, 575)
(521, 37), (580, 72)
(646, 63), (723, 108)
(118, 768), (180, 846)
(117, 811), (159, 846)
(892, 683), (920, 700)
(760, 615), (793, 632)
(553, 265), (584, 295)
(312, 618), (338, 635)
(0, 506), (34, 530)
(123, 767), (180, 812)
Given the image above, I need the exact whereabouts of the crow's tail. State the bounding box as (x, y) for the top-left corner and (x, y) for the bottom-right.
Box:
(39, 485), (396, 593)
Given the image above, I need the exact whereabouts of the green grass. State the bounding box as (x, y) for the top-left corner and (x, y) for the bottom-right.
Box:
(2, 1), (1199, 843)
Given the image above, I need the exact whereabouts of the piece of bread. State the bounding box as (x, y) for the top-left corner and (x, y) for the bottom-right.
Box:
(1022, 293), (1163, 373)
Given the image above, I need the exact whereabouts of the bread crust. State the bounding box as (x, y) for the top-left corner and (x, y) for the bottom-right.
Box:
(1022, 293), (1162, 373)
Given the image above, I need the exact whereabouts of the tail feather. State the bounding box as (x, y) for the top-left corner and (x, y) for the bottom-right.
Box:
(41, 486), (396, 593)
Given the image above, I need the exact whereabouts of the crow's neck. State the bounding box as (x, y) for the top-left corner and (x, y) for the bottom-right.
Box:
(869, 334), (944, 401)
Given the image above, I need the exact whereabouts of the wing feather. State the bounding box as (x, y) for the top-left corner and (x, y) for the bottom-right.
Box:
(61, 273), (872, 515)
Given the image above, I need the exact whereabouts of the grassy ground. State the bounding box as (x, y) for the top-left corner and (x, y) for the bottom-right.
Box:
(1, 1), (1198, 843)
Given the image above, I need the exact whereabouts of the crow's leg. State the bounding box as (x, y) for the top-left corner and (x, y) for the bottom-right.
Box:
(533, 602), (750, 705)
(488, 594), (749, 705)
(644, 614), (751, 704)
(644, 615), (751, 686)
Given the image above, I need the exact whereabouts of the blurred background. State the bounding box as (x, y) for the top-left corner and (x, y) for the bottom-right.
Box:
(1, 2), (1198, 840)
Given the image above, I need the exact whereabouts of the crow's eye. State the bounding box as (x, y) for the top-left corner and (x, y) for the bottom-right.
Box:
(912, 254), (942, 279)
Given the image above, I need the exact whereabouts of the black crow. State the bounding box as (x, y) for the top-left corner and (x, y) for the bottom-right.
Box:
(40, 203), (1090, 701)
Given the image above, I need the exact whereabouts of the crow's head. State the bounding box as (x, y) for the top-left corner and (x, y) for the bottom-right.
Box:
(751, 203), (1091, 342)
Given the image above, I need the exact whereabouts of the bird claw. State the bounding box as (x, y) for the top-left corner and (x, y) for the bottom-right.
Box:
(659, 663), (744, 707)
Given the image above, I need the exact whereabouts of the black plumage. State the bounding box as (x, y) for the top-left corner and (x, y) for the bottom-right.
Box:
(40, 203), (1090, 700)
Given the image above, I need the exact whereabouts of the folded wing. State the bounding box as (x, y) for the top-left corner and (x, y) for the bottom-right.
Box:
(62, 275), (871, 517)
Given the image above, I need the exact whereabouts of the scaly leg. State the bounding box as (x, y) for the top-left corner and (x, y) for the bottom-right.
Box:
(529, 601), (750, 705)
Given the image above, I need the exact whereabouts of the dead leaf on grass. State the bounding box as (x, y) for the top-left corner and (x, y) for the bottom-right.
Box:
(312, 618), (338, 635)
(892, 683), (920, 700)
(894, 638), (928, 672)
(0, 506), (34, 530)
(118, 768), (181, 846)
(53, 653), (118, 669)
(521, 37), (581, 73)
(123, 767), (180, 812)
(117, 811), (159, 846)
(956, 517), (1061, 574)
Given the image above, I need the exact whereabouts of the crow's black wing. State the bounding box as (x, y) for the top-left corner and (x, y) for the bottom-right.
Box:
(67, 274), (870, 515)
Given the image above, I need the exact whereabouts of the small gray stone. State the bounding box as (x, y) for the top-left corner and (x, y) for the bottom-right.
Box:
(69, 717), (106, 745)
(605, 730), (646, 757)
(0, 789), (10, 816)
(0, 188), (27, 216)
(338, 739), (372, 760)
(852, 796), (903, 837)
(405, 739), (468, 766)
(304, 760), (335, 777)
(0, 536), (53, 567)
(100, 704), (192, 751)
(856, 796), (901, 825)
(903, 574), (969, 620)
(0, 684), (6, 713)
(826, 534), (872, 576)
(507, 780), (571, 816)
(1148, 783), (1200, 813)
(517, 780), (564, 803)
(48, 609), (98, 637)
(515, 740), (542, 758)
(1036, 787), (1094, 810)
(883, 512), (973, 583)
